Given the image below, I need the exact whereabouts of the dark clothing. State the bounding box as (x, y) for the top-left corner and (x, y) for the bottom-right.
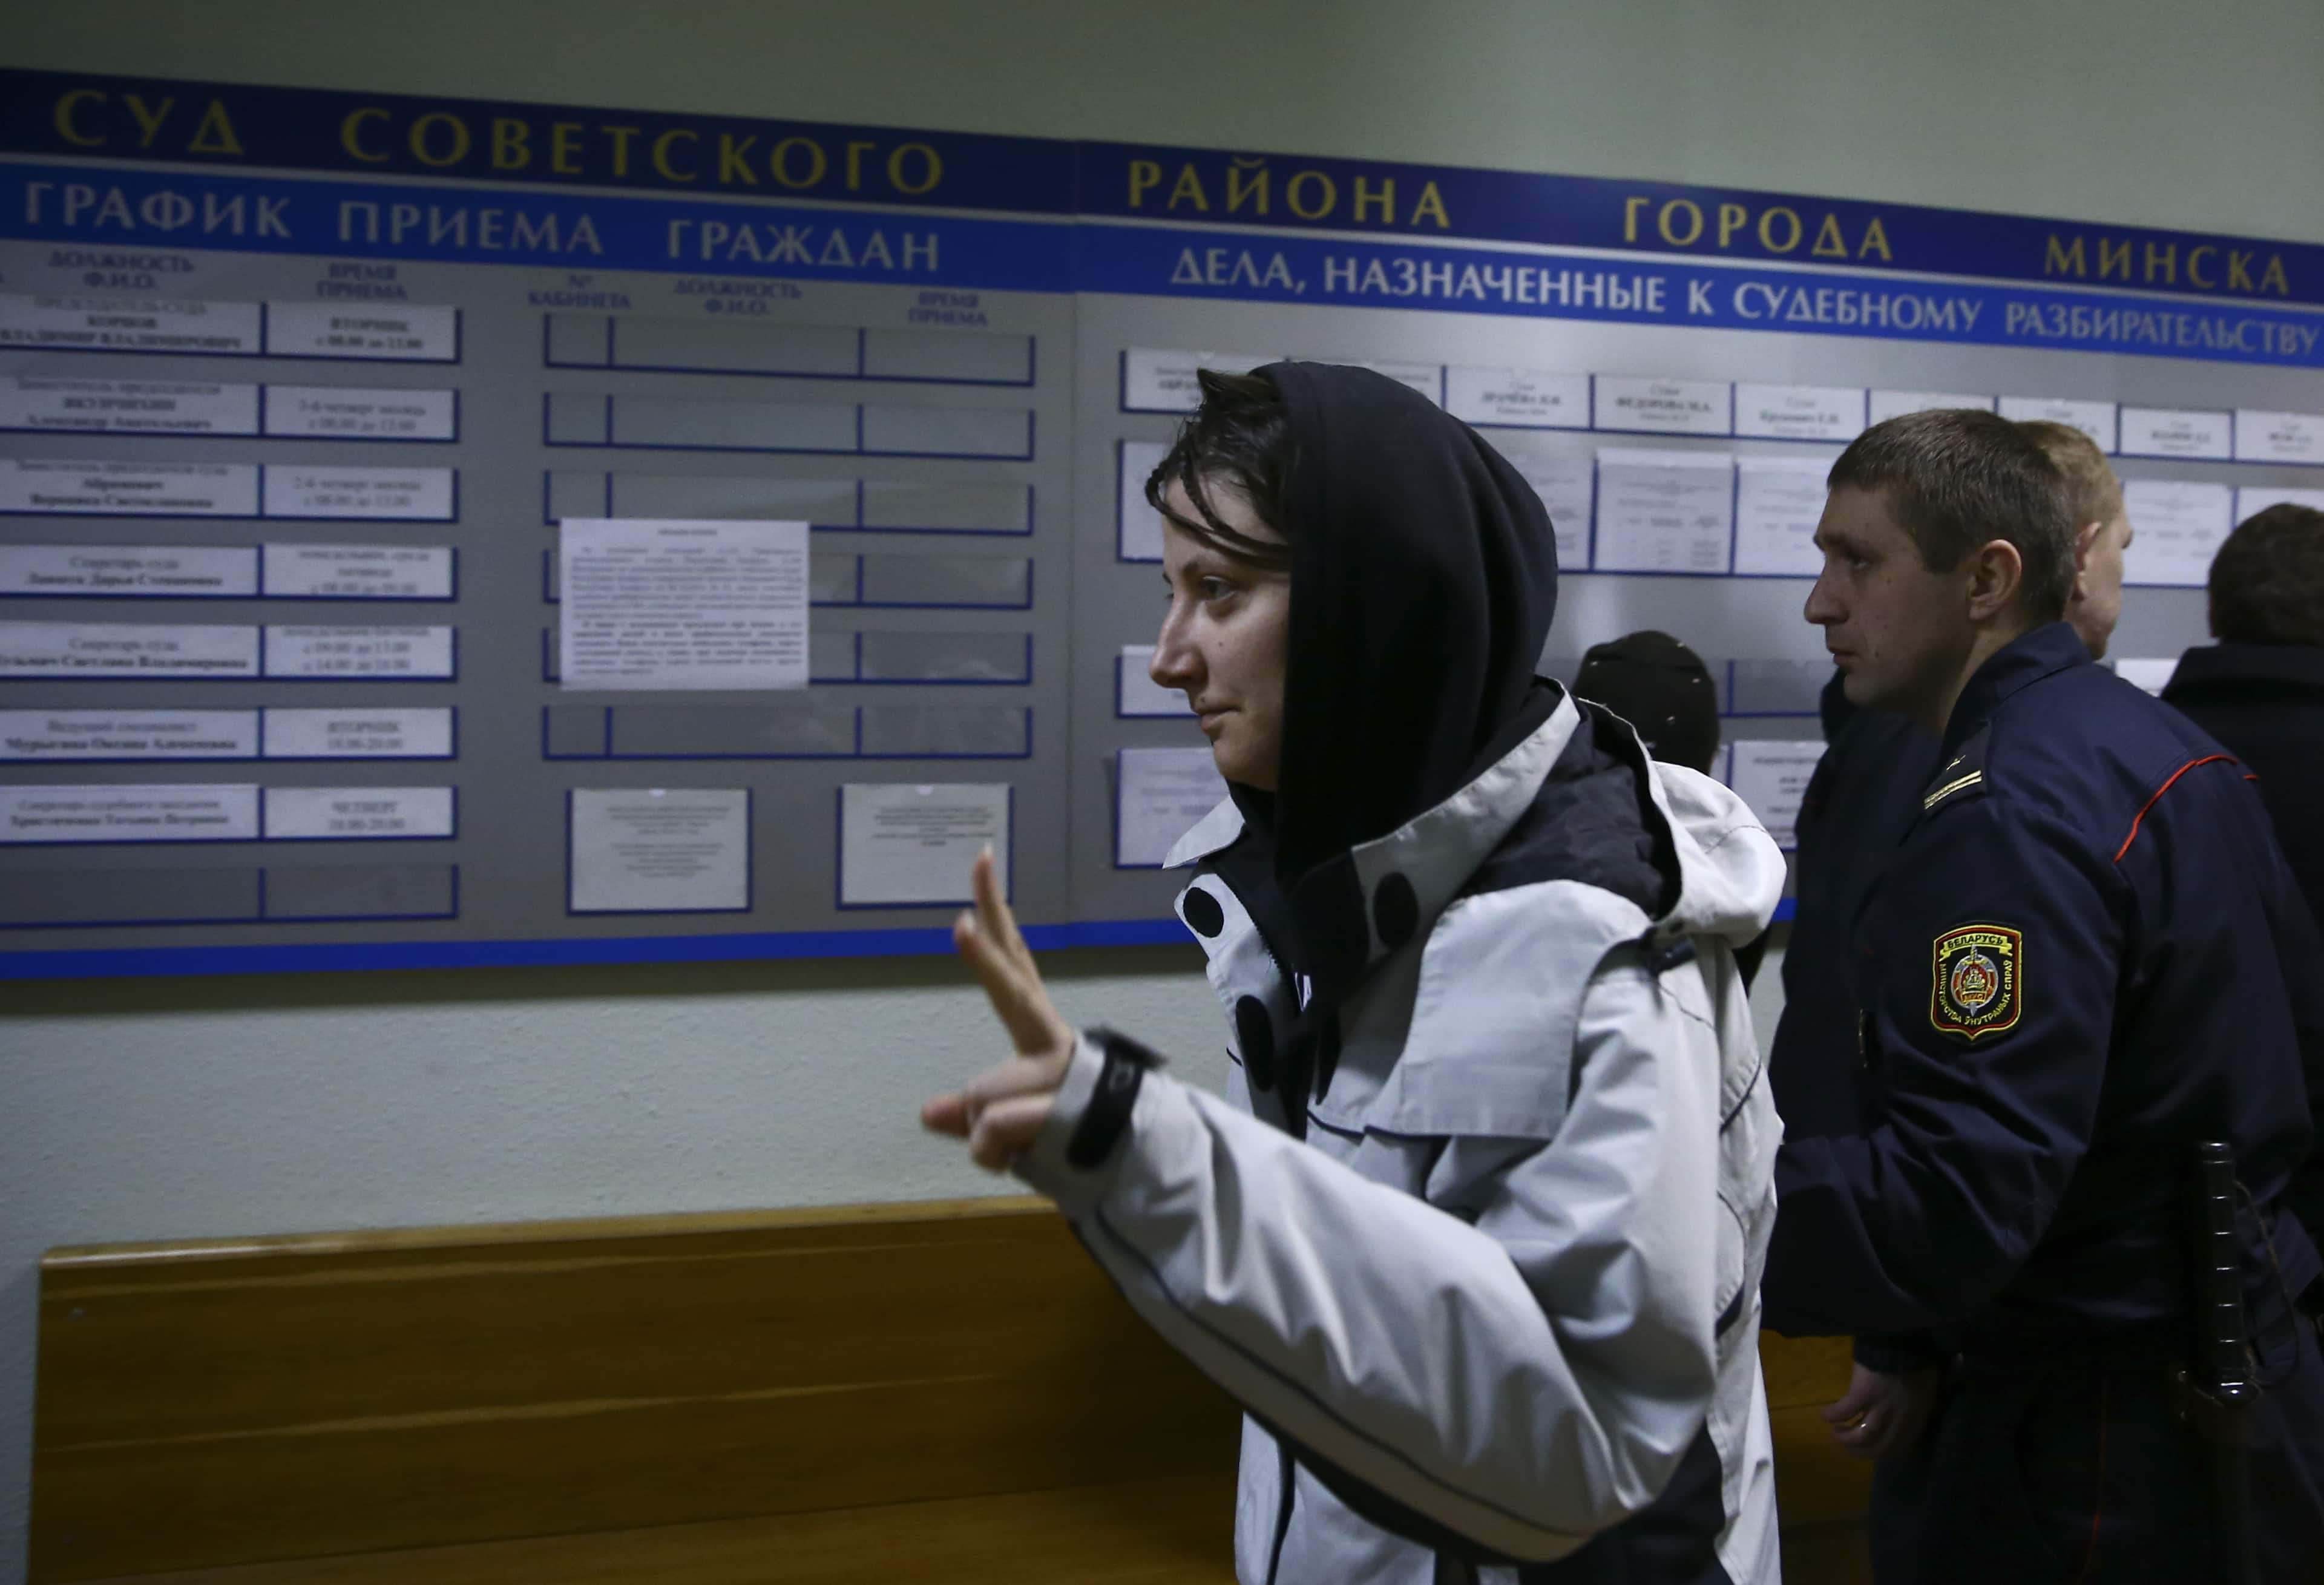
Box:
(2164, 641), (2324, 936)
(1762, 674), (1940, 1147)
(1764, 622), (2324, 1581)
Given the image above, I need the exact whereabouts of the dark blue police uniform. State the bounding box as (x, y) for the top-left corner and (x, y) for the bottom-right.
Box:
(1763, 621), (2324, 1583)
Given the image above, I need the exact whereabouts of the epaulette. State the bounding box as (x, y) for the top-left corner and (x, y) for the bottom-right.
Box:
(1920, 723), (1991, 816)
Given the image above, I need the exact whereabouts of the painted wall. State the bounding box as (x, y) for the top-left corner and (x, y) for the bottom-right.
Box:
(5, 2), (2322, 1574)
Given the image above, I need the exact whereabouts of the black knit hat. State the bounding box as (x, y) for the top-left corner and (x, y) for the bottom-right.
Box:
(1574, 631), (1721, 773)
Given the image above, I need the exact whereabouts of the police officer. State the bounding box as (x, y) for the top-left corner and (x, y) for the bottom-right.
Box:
(1761, 409), (2324, 1582)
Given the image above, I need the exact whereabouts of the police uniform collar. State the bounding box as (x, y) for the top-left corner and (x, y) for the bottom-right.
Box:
(1942, 621), (2090, 756)
(2164, 642), (2324, 698)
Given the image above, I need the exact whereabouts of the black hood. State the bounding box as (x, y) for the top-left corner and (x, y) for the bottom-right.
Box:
(1221, 362), (1561, 989)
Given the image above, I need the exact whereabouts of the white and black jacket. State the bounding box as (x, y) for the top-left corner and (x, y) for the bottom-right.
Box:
(1017, 691), (1787, 1584)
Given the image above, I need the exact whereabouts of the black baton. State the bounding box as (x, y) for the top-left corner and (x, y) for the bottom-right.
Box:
(2178, 1140), (2259, 1585)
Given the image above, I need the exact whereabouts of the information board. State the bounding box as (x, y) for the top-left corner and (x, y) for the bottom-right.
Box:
(2, 70), (2318, 977)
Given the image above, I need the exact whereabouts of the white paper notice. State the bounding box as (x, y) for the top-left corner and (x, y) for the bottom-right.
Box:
(264, 625), (455, 678)
(559, 519), (809, 690)
(264, 386), (459, 441)
(0, 620), (258, 678)
(1117, 747), (1229, 867)
(2236, 486), (2324, 520)
(0, 376), (259, 436)
(0, 294), (262, 355)
(2112, 658), (2178, 697)
(0, 784), (258, 844)
(0, 543), (256, 597)
(2117, 407), (2232, 461)
(1594, 376), (1732, 436)
(0, 458), (258, 516)
(263, 786), (455, 840)
(1868, 390), (1995, 424)
(1997, 396), (2118, 452)
(1119, 646), (1193, 716)
(1726, 741), (1826, 850)
(1119, 440), (1170, 561)
(1733, 456), (1834, 577)
(839, 782), (1012, 905)
(1733, 384), (1865, 443)
(2121, 481), (2233, 587)
(1508, 453), (1595, 569)
(1593, 449), (1736, 574)
(2234, 409), (2324, 467)
(264, 303), (459, 361)
(569, 787), (751, 912)
(1121, 349), (1276, 412)
(261, 465), (455, 521)
(262, 544), (453, 600)
(1444, 367), (1590, 430)
(0, 709), (258, 762)
(261, 706), (455, 760)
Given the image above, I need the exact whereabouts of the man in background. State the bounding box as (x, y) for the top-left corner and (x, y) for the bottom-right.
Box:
(2162, 502), (2324, 928)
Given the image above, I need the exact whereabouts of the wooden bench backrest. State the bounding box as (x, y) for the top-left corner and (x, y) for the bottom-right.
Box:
(31, 1196), (1236, 1582)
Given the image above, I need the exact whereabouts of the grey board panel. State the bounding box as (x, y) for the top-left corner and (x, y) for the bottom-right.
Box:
(1730, 658), (1828, 714)
(0, 866), (260, 926)
(861, 479), (1030, 533)
(547, 470), (610, 522)
(810, 630), (858, 680)
(610, 701), (858, 757)
(861, 404), (1031, 459)
(861, 704), (1029, 756)
(609, 473), (859, 524)
(809, 553), (860, 604)
(861, 630), (1029, 682)
(264, 863), (456, 920)
(861, 554), (1030, 607)
(614, 317), (859, 376)
(545, 392), (611, 444)
(863, 328), (1033, 384)
(611, 394), (856, 451)
(545, 313), (611, 367)
(543, 704), (608, 756)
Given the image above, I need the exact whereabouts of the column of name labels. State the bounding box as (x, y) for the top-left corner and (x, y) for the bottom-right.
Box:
(1116, 747), (1229, 867)
(0, 623), (454, 678)
(568, 788), (750, 913)
(2121, 482), (2234, 586)
(558, 519), (809, 691)
(838, 783), (1013, 905)
(0, 295), (459, 361)
(1593, 451), (1736, 574)
(0, 707), (454, 762)
(0, 544), (453, 599)
(0, 376), (458, 440)
(1726, 741), (1828, 852)
(0, 461), (455, 519)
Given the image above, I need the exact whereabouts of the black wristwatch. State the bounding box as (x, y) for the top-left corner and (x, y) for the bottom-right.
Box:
(1065, 1026), (1163, 1169)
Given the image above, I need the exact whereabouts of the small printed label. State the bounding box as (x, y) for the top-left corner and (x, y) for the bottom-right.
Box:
(261, 706), (454, 759)
(1997, 396), (2117, 453)
(1733, 383), (1865, 442)
(0, 709), (259, 761)
(1121, 348), (1276, 412)
(262, 544), (453, 599)
(2117, 407), (2232, 460)
(261, 466), (455, 520)
(0, 543), (257, 597)
(0, 783), (259, 843)
(0, 376), (260, 436)
(2234, 409), (2324, 466)
(1869, 390), (1995, 424)
(264, 625), (455, 678)
(1444, 367), (1590, 429)
(264, 386), (458, 440)
(0, 620), (259, 678)
(263, 786), (455, 839)
(265, 303), (459, 361)
(0, 294), (263, 355)
(0, 459), (260, 516)
(1593, 376), (1732, 436)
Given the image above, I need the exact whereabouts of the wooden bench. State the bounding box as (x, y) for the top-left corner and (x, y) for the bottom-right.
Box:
(30, 1197), (1869, 1582)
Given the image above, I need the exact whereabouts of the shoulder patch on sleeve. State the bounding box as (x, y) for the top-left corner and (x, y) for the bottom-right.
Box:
(1920, 724), (1991, 815)
(1930, 922), (2023, 1041)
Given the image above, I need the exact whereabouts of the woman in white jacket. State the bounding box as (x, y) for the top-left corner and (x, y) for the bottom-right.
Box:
(924, 363), (1787, 1584)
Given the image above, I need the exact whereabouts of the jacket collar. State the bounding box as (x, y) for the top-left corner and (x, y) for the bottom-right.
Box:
(1943, 621), (2091, 755)
(2164, 642), (2324, 697)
